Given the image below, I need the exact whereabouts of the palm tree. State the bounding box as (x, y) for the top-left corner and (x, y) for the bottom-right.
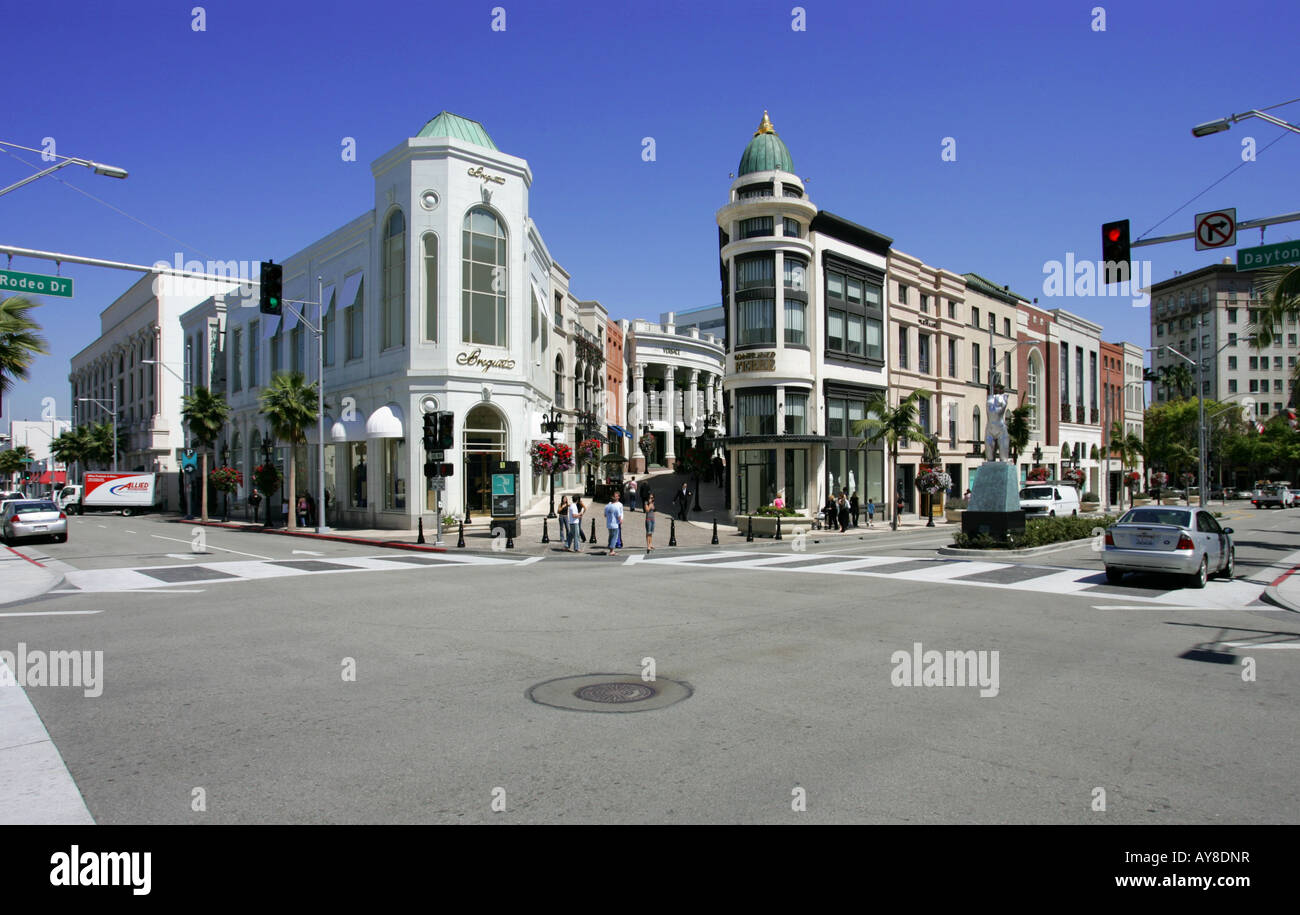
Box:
(182, 387), (231, 523)
(1166, 363), (1195, 400)
(81, 421), (124, 470)
(259, 372), (320, 532)
(0, 296), (49, 398)
(1, 445), (35, 492)
(1143, 366), (1168, 402)
(50, 427), (92, 484)
(1108, 421), (1145, 509)
(1249, 264), (1300, 390)
(854, 389), (932, 531)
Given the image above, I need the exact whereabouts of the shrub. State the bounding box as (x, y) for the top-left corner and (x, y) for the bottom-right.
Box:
(951, 514), (1116, 550)
(1080, 491), (1099, 502)
(945, 496), (968, 510)
(755, 505), (799, 517)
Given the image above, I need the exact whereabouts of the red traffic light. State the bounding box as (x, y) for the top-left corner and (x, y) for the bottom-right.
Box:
(1107, 226), (1122, 243)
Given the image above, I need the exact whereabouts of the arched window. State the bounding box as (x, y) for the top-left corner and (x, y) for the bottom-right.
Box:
(972, 406), (981, 443)
(462, 207), (507, 346)
(554, 356), (565, 409)
(531, 291), (540, 364)
(422, 233), (437, 343)
(382, 208), (406, 350)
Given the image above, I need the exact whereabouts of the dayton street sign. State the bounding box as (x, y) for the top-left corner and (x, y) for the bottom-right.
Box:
(1237, 240), (1300, 271)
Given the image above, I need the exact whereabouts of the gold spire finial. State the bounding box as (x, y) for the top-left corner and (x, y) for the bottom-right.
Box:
(754, 110), (775, 136)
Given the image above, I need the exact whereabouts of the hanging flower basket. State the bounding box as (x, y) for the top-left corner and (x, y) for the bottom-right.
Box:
(1124, 470), (1141, 485)
(576, 438), (603, 466)
(253, 463), (282, 496)
(915, 470), (952, 495)
(1152, 471), (1169, 487)
(638, 433), (657, 464)
(530, 441), (574, 475)
(1027, 466), (1049, 482)
(1062, 467), (1086, 488)
(208, 466), (243, 493)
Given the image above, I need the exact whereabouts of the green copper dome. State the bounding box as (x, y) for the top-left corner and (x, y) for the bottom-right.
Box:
(416, 111), (498, 150)
(737, 111), (793, 176)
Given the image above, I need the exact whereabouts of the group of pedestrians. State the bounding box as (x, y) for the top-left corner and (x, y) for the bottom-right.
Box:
(556, 488), (659, 555)
(819, 491), (873, 532)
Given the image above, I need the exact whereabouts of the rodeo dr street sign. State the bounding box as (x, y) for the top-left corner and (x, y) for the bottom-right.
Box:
(0, 268), (74, 297)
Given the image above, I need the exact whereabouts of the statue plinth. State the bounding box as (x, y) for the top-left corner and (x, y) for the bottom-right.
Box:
(962, 462), (1025, 542)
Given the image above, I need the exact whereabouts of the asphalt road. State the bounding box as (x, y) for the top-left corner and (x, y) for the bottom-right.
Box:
(3, 505), (1297, 824)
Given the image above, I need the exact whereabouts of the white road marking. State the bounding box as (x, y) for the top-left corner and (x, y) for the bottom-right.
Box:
(0, 609), (104, 617)
(96, 525), (106, 529)
(1221, 640), (1300, 650)
(150, 534), (271, 560)
(292, 549), (325, 556)
(124, 529), (136, 534)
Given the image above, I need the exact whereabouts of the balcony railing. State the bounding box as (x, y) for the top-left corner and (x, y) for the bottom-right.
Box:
(1060, 403), (1071, 422)
(1090, 406), (1099, 424)
(1076, 404), (1086, 424)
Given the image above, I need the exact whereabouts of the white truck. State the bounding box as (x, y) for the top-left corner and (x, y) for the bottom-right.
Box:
(76, 472), (160, 516)
(1251, 482), (1296, 509)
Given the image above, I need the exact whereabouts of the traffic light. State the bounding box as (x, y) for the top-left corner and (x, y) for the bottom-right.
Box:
(422, 461), (454, 478)
(437, 412), (454, 449)
(259, 260), (283, 315)
(423, 460), (437, 478)
(439, 463), (454, 477)
(1101, 219), (1130, 284)
(423, 412), (437, 452)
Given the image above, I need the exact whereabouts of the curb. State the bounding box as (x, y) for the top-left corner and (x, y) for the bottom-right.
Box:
(1262, 566), (1300, 613)
(937, 535), (1099, 559)
(168, 519), (447, 553)
(1, 546), (68, 605)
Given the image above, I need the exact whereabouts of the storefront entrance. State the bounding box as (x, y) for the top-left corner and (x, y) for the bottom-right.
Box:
(463, 405), (506, 515)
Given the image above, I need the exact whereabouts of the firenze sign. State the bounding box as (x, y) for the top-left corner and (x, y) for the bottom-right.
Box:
(457, 349), (516, 372)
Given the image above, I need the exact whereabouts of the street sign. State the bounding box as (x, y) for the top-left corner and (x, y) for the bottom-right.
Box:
(1195, 208), (1237, 250)
(428, 477), (445, 492)
(429, 450), (445, 462)
(0, 268), (73, 298)
(1237, 239), (1300, 271)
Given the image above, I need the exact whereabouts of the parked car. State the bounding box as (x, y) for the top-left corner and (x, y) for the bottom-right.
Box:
(1019, 483), (1080, 518)
(1103, 506), (1233, 588)
(0, 500), (68, 545)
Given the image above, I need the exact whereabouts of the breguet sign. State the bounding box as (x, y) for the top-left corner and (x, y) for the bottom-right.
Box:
(467, 166), (506, 185)
(457, 349), (516, 372)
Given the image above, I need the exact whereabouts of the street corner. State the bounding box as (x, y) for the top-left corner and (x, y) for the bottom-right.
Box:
(0, 547), (64, 605)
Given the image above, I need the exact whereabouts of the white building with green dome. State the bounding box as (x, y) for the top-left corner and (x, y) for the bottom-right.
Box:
(717, 112), (892, 517)
(179, 111), (592, 530)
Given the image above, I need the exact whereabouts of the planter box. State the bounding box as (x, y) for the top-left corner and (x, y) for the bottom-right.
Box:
(1080, 502), (1100, 513)
(743, 515), (813, 538)
(944, 509), (964, 523)
(1132, 498), (1151, 506)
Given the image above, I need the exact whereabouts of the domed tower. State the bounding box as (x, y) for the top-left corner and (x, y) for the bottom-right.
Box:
(717, 112), (821, 515)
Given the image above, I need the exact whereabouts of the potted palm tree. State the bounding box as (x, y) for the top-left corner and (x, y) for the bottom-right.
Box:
(182, 387), (231, 523)
(853, 389), (931, 531)
(259, 371), (320, 532)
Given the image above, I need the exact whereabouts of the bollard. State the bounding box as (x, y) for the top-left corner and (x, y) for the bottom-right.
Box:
(775, 515), (783, 540)
(668, 517), (678, 547)
(541, 516), (550, 544)
(457, 521), (466, 548)
(417, 517), (426, 544)
(711, 517), (719, 545)
(506, 528), (515, 549)
(746, 516), (754, 542)
(590, 517), (597, 544)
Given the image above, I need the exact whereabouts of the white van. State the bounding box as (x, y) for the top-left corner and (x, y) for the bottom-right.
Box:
(1019, 483), (1081, 518)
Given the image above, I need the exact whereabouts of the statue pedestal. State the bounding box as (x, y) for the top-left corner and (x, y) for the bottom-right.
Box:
(962, 462), (1025, 542)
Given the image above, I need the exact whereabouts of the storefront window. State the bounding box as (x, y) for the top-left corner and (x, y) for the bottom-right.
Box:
(784, 449), (806, 510)
(349, 442), (368, 508)
(784, 392), (808, 434)
(738, 449), (776, 513)
(383, 439), (406, 511)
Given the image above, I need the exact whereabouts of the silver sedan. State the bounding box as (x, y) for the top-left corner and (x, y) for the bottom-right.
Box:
(1103, 506), (1234, 589)
(1, 500), (68, 545)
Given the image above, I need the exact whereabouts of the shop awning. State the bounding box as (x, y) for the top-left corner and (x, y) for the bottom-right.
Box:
(340, 271), (363, 314)
(330, 415), (366, 443)
(365, 402), (406, 439)
(607, 424), (632, 439)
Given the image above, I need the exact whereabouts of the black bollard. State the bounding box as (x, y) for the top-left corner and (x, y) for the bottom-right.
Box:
(590, 516), (596, 544)
(506, 528), (515, 549)
(775, 515), (783, 540)
(417, 517), (426, 544)
(746, 516), (754, 542)
(457, 521), (466, 548)
(541, 516), (550, 544)
(711, 517), (719, 545)
(668, 517), (678, 547)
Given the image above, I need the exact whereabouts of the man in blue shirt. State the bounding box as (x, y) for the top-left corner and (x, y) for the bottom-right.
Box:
(604, 490), (624, 555)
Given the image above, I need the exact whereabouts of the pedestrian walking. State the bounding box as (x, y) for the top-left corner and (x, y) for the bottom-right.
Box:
(837, 493), (850, 533)
(567, 496), (585, 552)
(644, 492), (656, 552)
(638, 477), (651, 512)
(625, 476), (639, 512)
(296, 494), (309, 527)
(305, 492), (318, 527)
(604, 490), (624, 555)
(673, 482), (691, 521)
(866, 497), (875, 527)
(964, 488), (972, 501)
(557, 495), (572, 549)
(824, 495), (837, 529)
(773, 490), (785, 509)
(850, 492), (860, 528)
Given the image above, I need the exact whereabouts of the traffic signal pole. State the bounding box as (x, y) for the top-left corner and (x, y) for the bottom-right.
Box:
(281, 282), (330, 533)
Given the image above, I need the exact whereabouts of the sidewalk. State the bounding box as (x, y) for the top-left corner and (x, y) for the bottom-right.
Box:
(1, 547), (64, 605)
(1264, 565), (1300, 613)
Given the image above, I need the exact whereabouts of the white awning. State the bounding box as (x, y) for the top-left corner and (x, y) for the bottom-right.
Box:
(306, 415), (335, 445)
(365, 402), (406, 439)
(260, 312), (281, 341)
(319, 283), (336, 318)
(330, 416), (366, 443)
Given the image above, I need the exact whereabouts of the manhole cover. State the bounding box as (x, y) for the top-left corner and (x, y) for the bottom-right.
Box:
(575, 682), (657, 703)
(527, 674), (691, 713)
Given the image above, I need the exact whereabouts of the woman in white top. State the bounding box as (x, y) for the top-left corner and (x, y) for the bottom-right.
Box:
(556, 495), (571, 549)
(568, 497), (585, 552)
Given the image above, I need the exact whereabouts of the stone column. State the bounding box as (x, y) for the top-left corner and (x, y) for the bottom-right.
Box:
(688, 370), (699, 446)
(663, 368), (676, 461)
(632, 364), (645, 468)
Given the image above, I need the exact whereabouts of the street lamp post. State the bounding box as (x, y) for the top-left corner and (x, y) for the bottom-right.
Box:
(219, 442), (230, 521)
(142, 359), (193, 517)
(0, 140), (128, 197)
(260, 435), (275, 528)
(77, 391), (117, 472)
(1192, 105), (1300, 138)
(540, 408), (563, 518)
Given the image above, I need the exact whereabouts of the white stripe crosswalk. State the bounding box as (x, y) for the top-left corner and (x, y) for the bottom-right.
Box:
(629, 551), (1265, 611)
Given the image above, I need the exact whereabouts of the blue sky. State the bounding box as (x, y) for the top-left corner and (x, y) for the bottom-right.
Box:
(3, 0), (1297, 423)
